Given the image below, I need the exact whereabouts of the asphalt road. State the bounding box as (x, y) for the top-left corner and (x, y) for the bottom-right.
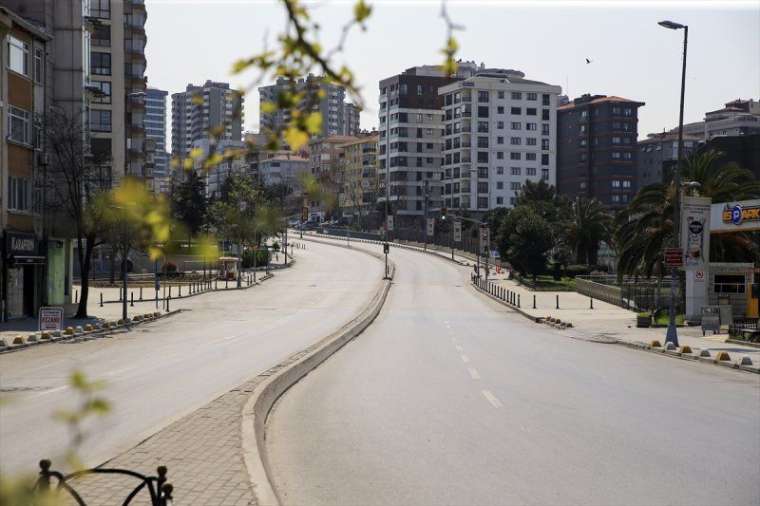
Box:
(268, 240), (760, 506)
(0, 240), (382, 475)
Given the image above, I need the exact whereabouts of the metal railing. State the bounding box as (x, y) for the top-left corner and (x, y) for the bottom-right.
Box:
(34, 459), (173, 505)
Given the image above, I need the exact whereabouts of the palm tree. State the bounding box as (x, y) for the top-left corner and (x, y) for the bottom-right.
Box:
(615, 149), (760, 278)
(565, 197), (612, 265)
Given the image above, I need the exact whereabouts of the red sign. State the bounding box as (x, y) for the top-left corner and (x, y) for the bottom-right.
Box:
(664, 247), (683, 267)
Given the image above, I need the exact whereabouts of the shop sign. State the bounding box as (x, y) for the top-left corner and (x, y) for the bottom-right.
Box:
(6, 232), (37, 256)
(711, 199), (760, 233)
(39, 306), (64, 332)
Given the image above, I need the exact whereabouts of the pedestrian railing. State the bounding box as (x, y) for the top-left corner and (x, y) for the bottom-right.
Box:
(34, 459), (173, 505)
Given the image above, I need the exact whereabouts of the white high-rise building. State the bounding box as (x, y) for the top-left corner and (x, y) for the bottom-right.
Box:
(439, 69), (561, 211)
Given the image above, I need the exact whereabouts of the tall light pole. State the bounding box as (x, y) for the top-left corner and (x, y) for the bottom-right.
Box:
(659, 19), (688, 346)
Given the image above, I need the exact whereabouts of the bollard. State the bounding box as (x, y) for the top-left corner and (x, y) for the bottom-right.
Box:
(100, 292), (103, 307)
(215, 279), (218, 290)
(533, 294), (537, 309)
(179, 285), (182, 297)
(556, 294), (559, 309)
(139, 287), (143, 300)
(518, 294), (521, 308)
(168, 286), (172, 298)
(225, 279), (229, 289)
(75, 289), (78, 304)
(590, 297), (594, 309)
(130, 291), (134, 307)
(166, 296), (170, 312)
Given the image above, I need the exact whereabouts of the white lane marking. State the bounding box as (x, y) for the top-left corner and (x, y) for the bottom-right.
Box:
(455, 345), (463, 352)
(461, 354), (470, 363)
(223, 335), (238, 340)
(31, 385), (68, 399)
(468, 367), (481, 380)
(482, 389), (503, 408)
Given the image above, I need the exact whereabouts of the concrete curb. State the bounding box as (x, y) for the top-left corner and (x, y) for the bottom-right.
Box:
(241, 236), (396, 506)
(470, 279), (541, 322)
(0, 309), (182, 354)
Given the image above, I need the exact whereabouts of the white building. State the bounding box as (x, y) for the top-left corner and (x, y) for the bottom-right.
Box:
(703, 98), (760, 140)
(258, 154), (310, 188)
(439, 69), (561, 211)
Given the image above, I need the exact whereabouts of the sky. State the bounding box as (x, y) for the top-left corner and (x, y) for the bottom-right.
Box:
(144, 0), (760, 145)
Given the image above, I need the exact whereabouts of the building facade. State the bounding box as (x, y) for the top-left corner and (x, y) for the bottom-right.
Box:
(307, 135), (358, 221)
(145, 87), (169, 193)
(377, 63), (481, 228)
(258, 153), (310, 188)
(557, 94), (644, 207)
(439, 69), (562, 211)
(171, 80), (244, 157)
(703, 98), (760, 140)
(259, 75), (357, 138)
(338, 134), (379, 223)
(636, 131), (700, 189)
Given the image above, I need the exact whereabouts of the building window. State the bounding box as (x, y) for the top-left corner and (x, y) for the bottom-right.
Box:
(497, 91), (505, 99)
(612, 180), (621, 188)
(91, 52), (111, 75)
(496, 167), (504, 175)
(8, 36), (29, 76)
(497, 106), (505, 114)
(477, 152), (489, 163)
(478, 182), (489, 193)
(541, 168), (549, 181)
(612, 136), (621, 144)
(8, 176), (31, 211)
(541, 154), (549, 166)
(478, 197), (488, 209)
(497, 121), (505, 129)
(714, 275), (745, 293)
(496, 196), (504, 205)
(526, 137), (537, 146)
(542, 94), (550, 106)
(542, 109), (550, 121)
(478, 167), (488, 178)
(34, 48), (43, 83)
(511, 92), (522, 100)
(510, 152), (521, 160)
(623, 152), (633, 160)
(611, 195), (621, 203)
(510, 167), (521, 176)
(91, 80), (112, 104)
(8, 106), (30, 144)
(477, 136), (489, 148)
(497, 136), (504, 144)
(90, 109), (112, 132)
(91, 0), (111, 18)
(417, 84), (423, 96)
(510, 137), (521, 145)
(527, 92), (537, 101)
(511, 122), (521, 130)
(478, 106), (489, 118)
(526, 167), (537, 176)
(497, 181), (504, 190)
(526, 108), (537, 116)
(511, 107), (522, 115)
(542, 123), (550, 135)
(622, 180), (632, 188)
(510, 182), (521, 190)
(526, 152), (537, 161)
(526, 123), (537, 131)
(92, 24), (111, 46)
(541, 138), (550, 150)
(612, 152), (622, 159)
(478, 90), (489, 102)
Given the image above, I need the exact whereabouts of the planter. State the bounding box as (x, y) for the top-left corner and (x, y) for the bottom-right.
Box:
(636, 315), (652, 328)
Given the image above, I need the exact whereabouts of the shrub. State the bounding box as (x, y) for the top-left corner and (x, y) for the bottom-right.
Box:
(564, 264), (591, 278)
(241, 249), (270, 268)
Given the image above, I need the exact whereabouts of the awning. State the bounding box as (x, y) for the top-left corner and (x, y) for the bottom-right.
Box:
(10, 255), (46, 265)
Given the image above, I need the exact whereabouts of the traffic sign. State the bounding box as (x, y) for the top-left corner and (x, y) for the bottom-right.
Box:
(426, 217), (435, 237)
(664, 247), (683, 267)
(453, 220), (462, 243)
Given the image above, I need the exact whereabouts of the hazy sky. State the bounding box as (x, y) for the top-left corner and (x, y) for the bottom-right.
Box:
(145, 0), (759, 144)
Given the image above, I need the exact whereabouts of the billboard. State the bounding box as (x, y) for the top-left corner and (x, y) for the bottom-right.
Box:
(711, 199), (760, 233)
(453, 221), (462, 243)
(680, 196), (711, 268)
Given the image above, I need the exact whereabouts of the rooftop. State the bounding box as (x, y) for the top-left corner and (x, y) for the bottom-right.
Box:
(558, 94), (645, 111)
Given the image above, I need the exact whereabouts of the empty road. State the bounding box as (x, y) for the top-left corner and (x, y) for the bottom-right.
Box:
(268, 240), (760, 506)
(0, 240), (382, 474)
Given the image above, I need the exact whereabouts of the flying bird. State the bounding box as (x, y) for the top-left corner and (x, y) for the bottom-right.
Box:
(585, 58), (593, 64)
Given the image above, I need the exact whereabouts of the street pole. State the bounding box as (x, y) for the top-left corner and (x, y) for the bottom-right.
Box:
(423, 180), (429, 252)
(121, 248), (128, 321)
(660, 20), (688, 347)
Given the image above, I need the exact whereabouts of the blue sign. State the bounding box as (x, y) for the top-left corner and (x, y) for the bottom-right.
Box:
(731, 204), (743, 225)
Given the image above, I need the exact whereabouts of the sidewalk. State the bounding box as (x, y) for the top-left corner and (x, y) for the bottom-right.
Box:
(487, 275), (760, 362)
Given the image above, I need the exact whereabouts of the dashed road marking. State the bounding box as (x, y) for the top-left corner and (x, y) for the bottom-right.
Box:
(461, 354), (470, 363)
(482, 389), (502, 408)
(468, 367), (481, 380)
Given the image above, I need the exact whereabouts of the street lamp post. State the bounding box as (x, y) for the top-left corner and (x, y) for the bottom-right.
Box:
(659, 19), (688, 347)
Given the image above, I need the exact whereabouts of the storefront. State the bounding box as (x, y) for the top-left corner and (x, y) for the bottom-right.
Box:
(3, 231), (45, 320)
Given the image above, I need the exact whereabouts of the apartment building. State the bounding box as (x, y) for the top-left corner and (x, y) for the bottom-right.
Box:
(171, 80), (244, 157)
(338, 134), (379, 223)
(439, 68), (562, 211)
(0, 7), (53, 319)
(636, 131), (700, 188)
(258, 153), (310, 188)
(145, 87), (169, 193)
(378, 63), (479, 228)
(703, 98), (760, 140)
(260, 75), (354, 139)
(557, 94), (644, 207)
(307, 135), (358, 221)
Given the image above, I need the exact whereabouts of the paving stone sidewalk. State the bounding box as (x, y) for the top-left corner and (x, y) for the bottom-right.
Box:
(66, 376), (263, 506)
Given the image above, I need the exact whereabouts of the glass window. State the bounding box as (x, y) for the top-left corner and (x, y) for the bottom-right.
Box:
(542, 94), (550, 106)
(527, 92), (537, 101)
(478, 90), (489, 102)
(510, 167), (521, 176)
(91, 0), (111, 18)
(478, 106), (489, 118)
(497, 121), (504, 129)
(8, 176), (31, 211)
(8, 36), (29, 76)
(91, 80), (112, 104)
(541, 168), (549, 181)
(497, 91), (505, 99)
(497, 106), (505, 114)
(511, 92), (522, 100)
(542, 109), (550, 120)
(8, 106), (30, 144)
(526, 167), (537, 176)
(496, 167), (504, 175)
(497, 152), (504, 159)
(511, 122), (521, 130)
(90, 109), (112, 132)
(526, 153), (537, 161)
(497, 136), (504, 144)
(511, 107), (521, 115)
(510, 182), (521, 190)
(510, 137), (521, 145)
(92, 24), (111, 46)
(526, 138), (537, 146)
(526, 123), (537, 131)
(91, 52), (111, 75)
(541, 154), (549, 166)
(510, 152), (521, 160)
(526, 108), (537, 116)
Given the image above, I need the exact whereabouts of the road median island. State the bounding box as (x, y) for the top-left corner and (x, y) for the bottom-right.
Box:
(242, 236), (395, 506)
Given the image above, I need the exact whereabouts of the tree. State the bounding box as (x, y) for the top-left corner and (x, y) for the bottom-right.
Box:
(210, 173), (260, 251)
(45, 108), (111, 318)
(171, 171), (208, 245)
(497, 206), (553, 279)
(565, 197), (612, 265)
(615, 149), (760, 278)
